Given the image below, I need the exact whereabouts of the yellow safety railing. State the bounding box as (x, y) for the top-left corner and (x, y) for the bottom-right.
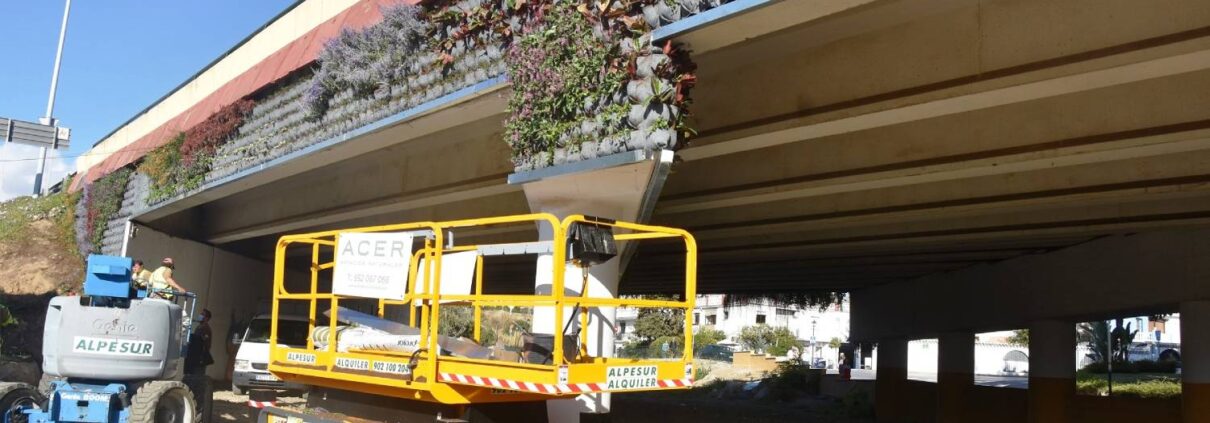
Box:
(267, 213), (697, 402)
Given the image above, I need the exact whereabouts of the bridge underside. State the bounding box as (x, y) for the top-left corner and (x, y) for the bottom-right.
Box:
(130, 1), (1210, 421)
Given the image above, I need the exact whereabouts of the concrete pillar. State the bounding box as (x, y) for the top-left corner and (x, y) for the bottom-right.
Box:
(1027, 320), (1075, 423)
(936, 332), (973, 423)
(517, 151), (673, 423)
(875, 339), (908, 422)
(1182, 301), (1210, 423)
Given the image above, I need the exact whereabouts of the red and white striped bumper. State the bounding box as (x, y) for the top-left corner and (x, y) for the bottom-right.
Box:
(437, 372), (693, 395)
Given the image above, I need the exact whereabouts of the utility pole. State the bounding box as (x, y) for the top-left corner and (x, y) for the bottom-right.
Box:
(34, 0), (72, 196)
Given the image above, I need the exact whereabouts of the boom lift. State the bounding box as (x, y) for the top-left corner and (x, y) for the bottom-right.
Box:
(260, 213), (697, 421)
(0, 255), (212, 423)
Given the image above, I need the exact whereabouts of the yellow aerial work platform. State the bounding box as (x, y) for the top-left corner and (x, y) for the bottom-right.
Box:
(267, 214), (697, 405)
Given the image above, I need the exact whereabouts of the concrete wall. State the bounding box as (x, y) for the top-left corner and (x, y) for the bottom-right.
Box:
(126, 224), (276, 380)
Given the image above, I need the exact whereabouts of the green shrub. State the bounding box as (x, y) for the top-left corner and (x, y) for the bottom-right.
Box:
(738, 324), (800, 356)
(1075, 372), (1107, 395)
(1076, 369), (1181, 398)
(1135, 359), (1178, 373)
(693, 327), (725, 350)
(1114, 380), (1181, 399)
(694, 362), (712, 381)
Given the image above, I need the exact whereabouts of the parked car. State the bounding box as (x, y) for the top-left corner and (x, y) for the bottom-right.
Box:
(232, 314), (312, 395)
(696, 344), (735, 362)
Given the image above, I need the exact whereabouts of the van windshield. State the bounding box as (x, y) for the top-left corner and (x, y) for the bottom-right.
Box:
(244, 319), (310, 346)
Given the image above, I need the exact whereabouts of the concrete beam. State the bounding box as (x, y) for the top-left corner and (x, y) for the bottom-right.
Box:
(207, 176), (519, 244)
(851, 227), (1210, 340)
(662, 128), (1210, 215)
(680, 43), (1210, 162)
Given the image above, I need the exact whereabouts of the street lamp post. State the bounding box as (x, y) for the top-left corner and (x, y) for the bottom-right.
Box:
(34, 0), (72, 196)
(810, 319), (817, 367)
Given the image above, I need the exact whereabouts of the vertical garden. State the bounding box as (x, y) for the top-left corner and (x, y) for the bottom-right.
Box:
(76, 0), (722, 256)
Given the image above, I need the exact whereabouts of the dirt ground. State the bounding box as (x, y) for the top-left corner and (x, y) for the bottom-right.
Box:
(212, 388), (306, 422)
(210, 387), (867, 423)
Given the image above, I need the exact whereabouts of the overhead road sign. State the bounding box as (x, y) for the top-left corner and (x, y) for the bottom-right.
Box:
(1, 116), (70, 149)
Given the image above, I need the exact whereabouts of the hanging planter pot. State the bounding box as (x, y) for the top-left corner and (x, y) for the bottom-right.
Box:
(649, 128), (674, 150)
(641, 102), (673, 126)
(619, 37), (637, 56)
(642, 5), (661, 28)
(581, 140), (600, 160)
(657, 1), (681, 24)
(627, 104), (648, 128)
(582, 96), (597, 115)
(627, 79), (654, 103)
(567, 144), (583, 163)
(635, 54), (668, 79)
(628, 129), (654, 151)
(592, 24), (609, 43)
(612, 89), (628, 105)
(681, 0), (704, 15)
(581, 120), (599, 139)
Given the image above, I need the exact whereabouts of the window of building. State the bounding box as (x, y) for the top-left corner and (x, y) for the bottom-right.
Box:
(723, 311), (730, 320)
(706, 315), (717, 325)
(694, 313), (700, 325)
(756, 314), (766, 324)
(619, 322), (627, 335)
(776, 308), (794, 316)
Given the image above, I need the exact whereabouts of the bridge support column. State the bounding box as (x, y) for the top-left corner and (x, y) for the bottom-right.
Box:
(937, 332), (973, 423)
(1027, 320), (1074, 423)
(513, 151), (674, 423)
(874, 339), (908, 422)
(1182, 301), (1210, 423)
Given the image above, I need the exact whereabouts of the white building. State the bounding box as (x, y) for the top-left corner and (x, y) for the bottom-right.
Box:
(615, 295), (855, 368)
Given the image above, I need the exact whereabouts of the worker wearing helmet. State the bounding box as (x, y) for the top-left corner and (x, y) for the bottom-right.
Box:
(131, 260), (152, 290)
(149, 257), (188, 300)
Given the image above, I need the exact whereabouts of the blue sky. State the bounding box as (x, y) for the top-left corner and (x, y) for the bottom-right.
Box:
(0, 0), (295, 201)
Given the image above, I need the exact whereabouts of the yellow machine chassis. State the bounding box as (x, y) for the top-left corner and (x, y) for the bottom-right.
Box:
(267, 214), (698, 404)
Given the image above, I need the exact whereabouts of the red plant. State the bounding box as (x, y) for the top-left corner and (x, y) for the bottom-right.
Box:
(180, 99), (254, 167)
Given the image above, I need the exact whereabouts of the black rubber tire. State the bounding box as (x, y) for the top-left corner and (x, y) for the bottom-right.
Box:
(182, 375), (212, 423)
(0, 382), (43, 423)
(230, 384), (244, 396)
(128, 381), (198, 423)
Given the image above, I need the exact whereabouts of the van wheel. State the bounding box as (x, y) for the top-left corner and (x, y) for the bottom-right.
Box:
(230, 384), (244, 396)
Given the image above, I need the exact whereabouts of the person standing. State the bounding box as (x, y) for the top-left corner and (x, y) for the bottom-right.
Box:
(185, 309), (214, 375)
(149, 257), (188, 299)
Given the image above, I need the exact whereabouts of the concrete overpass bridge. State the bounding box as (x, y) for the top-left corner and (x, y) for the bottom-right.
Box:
(71, 0), (1210, 421)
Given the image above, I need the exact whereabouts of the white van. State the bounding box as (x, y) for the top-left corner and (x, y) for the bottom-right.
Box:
(232, 314), (311, 395)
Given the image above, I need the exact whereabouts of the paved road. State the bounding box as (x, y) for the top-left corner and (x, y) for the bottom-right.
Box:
(909, 372), (1029, 389)
(829, 369), (1028, 389)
